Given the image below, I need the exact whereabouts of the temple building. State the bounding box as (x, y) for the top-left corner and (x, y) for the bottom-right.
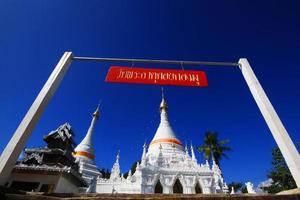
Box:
(7, 123), (87, 193)
(7, 95), (228, 194)
(96, 94), (229, 194)
(7, 107), (102, 193)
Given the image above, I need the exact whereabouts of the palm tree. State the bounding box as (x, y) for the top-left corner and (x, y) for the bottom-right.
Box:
(197, 131), (231, 166)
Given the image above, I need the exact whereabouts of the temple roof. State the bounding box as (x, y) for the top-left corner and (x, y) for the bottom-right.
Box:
(43, 123), (75, 153)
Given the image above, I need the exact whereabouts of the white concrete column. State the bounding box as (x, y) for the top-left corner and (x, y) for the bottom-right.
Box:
(203, 187), (213, 194)
(184, 186), (193, 194)
(0, 52), (73, 186)
(239, 58), (300, 188)
(190, 186), (196, 194)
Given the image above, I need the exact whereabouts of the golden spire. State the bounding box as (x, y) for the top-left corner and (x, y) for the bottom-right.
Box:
(160, 87), (168, 111)
(93, 103), (100, 119)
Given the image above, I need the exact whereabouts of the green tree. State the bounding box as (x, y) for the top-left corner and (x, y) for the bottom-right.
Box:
(264, 143), (299, 193)
(227, 182), (243, 192)
(99, 168), (111, 179)
(197, 131), (231, 166)
(241, 186), (248, 193)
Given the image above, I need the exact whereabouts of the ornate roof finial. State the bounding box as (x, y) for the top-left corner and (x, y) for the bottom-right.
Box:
(127, 170), (132, 180)
(136, 162), (140, 171)
(160, 87), (168, 111)
(110, 150), (121, 180)
(185, 143), (189, 156)
(93, 101), (101, 119)
(190, 143), (197, 162)
(116, 150), (120, 162)
(205, 159), (210, 167)
(141, 143), (147, 164)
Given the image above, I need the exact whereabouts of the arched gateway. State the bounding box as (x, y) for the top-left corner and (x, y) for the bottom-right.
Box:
(173, 179), (183, 194)
(154, 180), (163, 193)
(1, 52), (299, 191)
(195, 182), (202, 194)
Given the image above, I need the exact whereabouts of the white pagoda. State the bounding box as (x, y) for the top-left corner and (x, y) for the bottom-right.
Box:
(96, 93), (228, 194)
(74, 106), (102, 192)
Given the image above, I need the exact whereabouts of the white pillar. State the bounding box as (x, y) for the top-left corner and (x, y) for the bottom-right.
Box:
(0, 52), (73, 185)
(239, 58), (300, 188)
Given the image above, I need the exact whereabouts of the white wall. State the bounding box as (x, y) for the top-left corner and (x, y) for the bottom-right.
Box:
(55, 175), (80, 193)
(8, 172), (59, 191)
(9, 171), (80, 193)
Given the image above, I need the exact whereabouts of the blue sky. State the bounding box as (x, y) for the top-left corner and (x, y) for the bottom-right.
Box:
(0, 0), (299, 185)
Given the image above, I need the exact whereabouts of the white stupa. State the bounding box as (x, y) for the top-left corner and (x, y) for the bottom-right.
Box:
(74, 105), (101, 192)
(96, 92), (228, 194)
(147, 91), (184, 156)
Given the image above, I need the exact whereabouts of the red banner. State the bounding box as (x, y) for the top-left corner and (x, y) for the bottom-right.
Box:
(105, 66), (208, 87)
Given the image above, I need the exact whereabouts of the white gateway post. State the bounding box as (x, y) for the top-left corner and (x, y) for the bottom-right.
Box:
(0, 52), (73, 186)
(239, 58), (300, 187)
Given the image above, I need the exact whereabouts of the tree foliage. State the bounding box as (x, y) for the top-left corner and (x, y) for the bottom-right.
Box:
(99, 168), (111, 179)
(197, 131), (231, 166)
(264, 143), (299, 193)
(227, 182), (247, 193)
(227, 182), (243, 192)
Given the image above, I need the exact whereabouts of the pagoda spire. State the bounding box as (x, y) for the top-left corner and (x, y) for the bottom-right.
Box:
(74, 105), (100, 164)
(212, 155), (222, 174)
(141, 143), (147, 165)
(160, 87), (168, 112)
(190, 144), (197, 162)
(205, 159), (210, 168)
(159, 88), (169, 125)
(116, 150), (120, 163)
(185, 143), (189, 156)
(110, 151), (121, 180)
